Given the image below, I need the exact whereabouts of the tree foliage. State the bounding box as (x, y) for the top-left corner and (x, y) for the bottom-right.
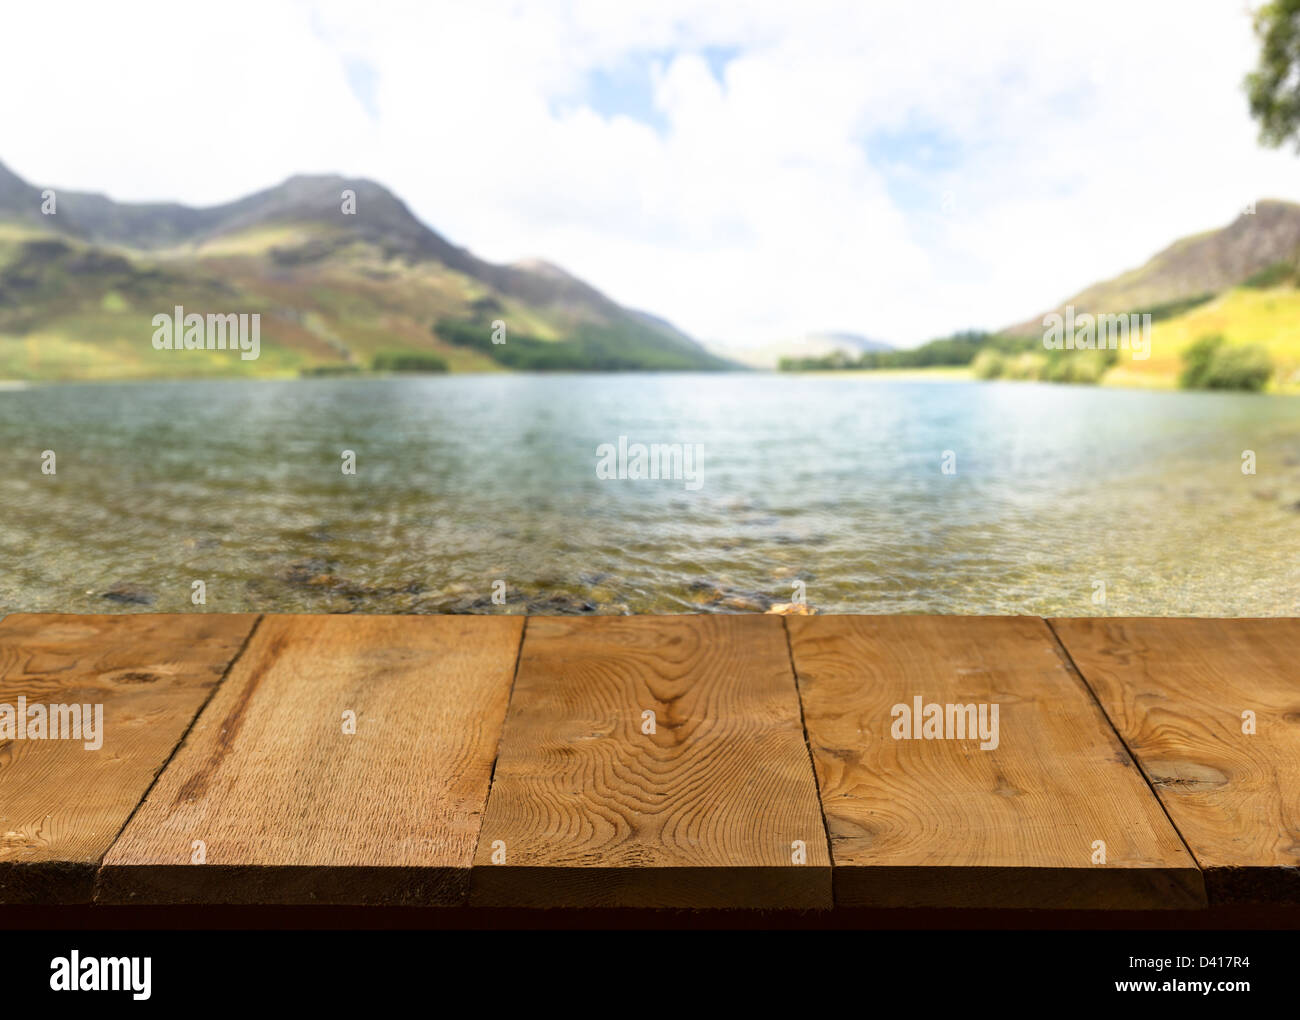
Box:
(1246, 0), (1300, 150)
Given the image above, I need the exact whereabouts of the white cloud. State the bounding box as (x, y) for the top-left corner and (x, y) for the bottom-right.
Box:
(1, 0), (1295, 346)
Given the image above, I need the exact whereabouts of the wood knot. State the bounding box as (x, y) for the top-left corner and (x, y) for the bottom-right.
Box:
(112, 671), (160, 684)
(1148, 760), (1229, 791)
(0, 830), (43, 854)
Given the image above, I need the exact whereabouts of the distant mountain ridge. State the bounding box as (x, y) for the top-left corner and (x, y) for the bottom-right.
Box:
(0, 159), (731, 379)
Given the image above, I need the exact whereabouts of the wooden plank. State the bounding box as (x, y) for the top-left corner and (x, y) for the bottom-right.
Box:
(788, 615), (1205, 909)
(471, 615), (831, 908)
(0, 613), (257, 904)
(1051, 617), (1300, 904)
(98, 614), (523, 906)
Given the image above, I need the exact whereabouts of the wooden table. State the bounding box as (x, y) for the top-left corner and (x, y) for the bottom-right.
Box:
(1, 613), (1295, 911)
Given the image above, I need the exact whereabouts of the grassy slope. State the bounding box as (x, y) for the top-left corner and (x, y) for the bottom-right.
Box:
(987, 201), (1300, 392)
(1057, 229), (1220, 315)
(0, 221), (717, 380)
(1102, 286), (1300, 393)
(781, 288), (1300, 393)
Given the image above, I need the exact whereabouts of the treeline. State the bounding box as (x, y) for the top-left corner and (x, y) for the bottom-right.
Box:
(434, 317), (709, 371)
(779, 323), (1276, 391)
(778, 304), (1218, 375)
(297, 350), (449, 374)
(372, 350), (449, 373)
(435, 317), (601, 370)
(778, 330), (1021, 372)
(972, 347), (1118, 384)
(300, 352), (449, 375)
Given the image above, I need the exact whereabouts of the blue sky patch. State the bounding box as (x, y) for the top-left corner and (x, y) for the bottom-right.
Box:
(565, 46), (739, 134)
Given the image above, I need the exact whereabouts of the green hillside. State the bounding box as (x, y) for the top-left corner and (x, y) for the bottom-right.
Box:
(780, 201), (1300, 394)
(0, 161), (731, 380)
(998, 199), (1300, 393)
(1003, 200), (1300, 336)
(1105, 285), (1300, 391)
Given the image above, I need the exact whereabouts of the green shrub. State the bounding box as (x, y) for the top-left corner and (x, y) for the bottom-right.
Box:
(1003, 351), (1047, 380)
(972, 350), (1005, 379)
(1179, 334), (1223, 388)
(300, 363), (362, 377)
(372, 351), (449, 373)
(1200, 344), (1274, 390)
(1179, 334), (1273, 391)
(1044, 347), (1116, 384)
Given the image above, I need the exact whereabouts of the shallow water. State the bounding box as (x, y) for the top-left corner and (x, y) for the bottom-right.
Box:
(1, 374), (1297, 616)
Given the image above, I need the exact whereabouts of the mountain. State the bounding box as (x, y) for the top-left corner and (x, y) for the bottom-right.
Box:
(993, 200), (1300, 392)
(710, 330), (893, 369)
(1004, 200), (1300, 336)
(0, 160), (732, 380)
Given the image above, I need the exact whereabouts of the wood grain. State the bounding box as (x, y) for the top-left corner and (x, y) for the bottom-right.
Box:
(0, 613), (257, 903)
(788, 615), (1205, 909)
(471, 615), (831, 908)
(1051, 617), (1300, 904)
(98, 614), (523, 906)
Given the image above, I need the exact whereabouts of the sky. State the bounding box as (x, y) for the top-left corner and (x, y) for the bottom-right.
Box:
(2, 0), (1297, 348)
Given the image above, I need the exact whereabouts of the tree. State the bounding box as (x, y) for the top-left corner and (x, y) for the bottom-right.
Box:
(1246, 0), (1300, 150)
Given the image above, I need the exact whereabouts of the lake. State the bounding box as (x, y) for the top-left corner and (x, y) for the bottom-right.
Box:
(1, 374), (1297, 616)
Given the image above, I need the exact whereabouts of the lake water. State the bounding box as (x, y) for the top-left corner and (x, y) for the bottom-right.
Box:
(1, 374), (1297, 617)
